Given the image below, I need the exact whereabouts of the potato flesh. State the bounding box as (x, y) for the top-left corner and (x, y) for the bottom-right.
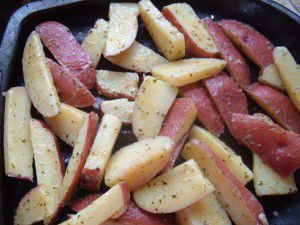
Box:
(273, 47), (300, 112)
(4, 87), (33, 180)
(139, 0), (185, 61)
(105, 136), (173, 190)
(253, 153), (297, 196)
(258, 64), (285, 91)
(152, 58), (226, 86)
(189, 125), (253, 185)
(133, 76), (178, 139)
(82, 19), (108, 67)
(101, 99), (134, 124)
(22, 31), (60, 117)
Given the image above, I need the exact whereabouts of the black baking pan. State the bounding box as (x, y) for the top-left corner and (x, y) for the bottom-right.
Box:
(0, 0), (300, 224)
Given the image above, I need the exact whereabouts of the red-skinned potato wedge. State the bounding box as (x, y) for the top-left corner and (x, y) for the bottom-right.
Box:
(182, 140), (268, 225)
(101, 99), (134, 124)
(203, 72), (248, 138)
(247, 83), (300, 133)
(4, 87), (33, 181)
(14, 185), (54, 225)
(258, 64), (285, 92)
(104, 3), (139, 57)
(44, 103), (88, 147)
(82, 19), (108, 67)
(81, 114), (122, 192)
(105, 136), (173, 191)
(106, 41), (168, 73)
(133, 159), (215, 213)
(59, 182), (130, 225)
(202, 18), (250, 90)
(59, 112), (98, 206)
(152, 58), (226, 86)
(180, 83), (225, 136)
(70, 194), (101, 212)
(162, 3), (219, 58)
(96, 70), (139, 101)
(139, 0), (185, 61)
(22, 31), (61, 117)
(218, 19), (274, 68)
(47, 58), (96, 108)
(35, 21), (95, 89)
(231, 113), (300, 177)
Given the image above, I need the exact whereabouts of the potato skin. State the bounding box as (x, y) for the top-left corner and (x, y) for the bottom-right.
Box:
(203, 18), (250, 90)
(247, 83), (300, 133)
(180, 83), (225, 136)
(218, 19), (274, 68)
(231, 113), (300, 177)
(36, 21), (96, 89)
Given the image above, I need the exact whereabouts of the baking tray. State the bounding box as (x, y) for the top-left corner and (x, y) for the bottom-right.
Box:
(0, 0), (300, 224)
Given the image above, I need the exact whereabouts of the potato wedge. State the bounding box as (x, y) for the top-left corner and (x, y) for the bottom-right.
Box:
(44, 103), (88, 147)
(139, 0), (185, 61)
(180, 83), (225, 136)
(60, 112), (98, 206)
(218, 19), (274, 68)
(202, 18), (250, 89)
(105, 136), (173, 190)
(81, 114), (122, 191)
(162, 3), (219, 58)
(22, 31), (60, 117)
(176, 193), (231, 225)
(253, 153), (297, 196)
(4, 87), (33, 181)
(258, 64), (285, 91)
(182, 140), (268, 225)
(134, 159), (214, 213)
(247, 83), (300, 133)
(104, 3), (139, 57)
(273, 46), (300, 112)
(133, 76), (178, 139)
(106, 41), (168, 73)
(189, 125), (253, 185)
(96, 70), (139, 100)
(101, 99), (134, 124)
(152, 58), (226, 86)
(71, 194), (101, 212)
(82, 19), (108, 67)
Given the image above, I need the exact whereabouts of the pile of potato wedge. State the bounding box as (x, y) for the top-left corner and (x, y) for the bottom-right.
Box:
(4, 1), (300, 225)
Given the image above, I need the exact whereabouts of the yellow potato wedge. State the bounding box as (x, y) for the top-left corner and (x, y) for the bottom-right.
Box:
(101, 99), (134, 124)
(258, 64), (285, 91)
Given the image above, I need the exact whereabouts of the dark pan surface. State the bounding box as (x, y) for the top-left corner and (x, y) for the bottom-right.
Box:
(0, 0), (300, 224)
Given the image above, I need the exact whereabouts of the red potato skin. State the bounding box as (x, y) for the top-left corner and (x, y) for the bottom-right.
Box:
(218, 19), (274, 68)
(36, 21), (96, 89)
(202, 18), (250, 90)
(80, 167), (101, 192)
(180, 83), (225, 136)
(190, 140), (267, 225)
(70, 193), (101, 212)
(162, 8), (217, 58)
(96, 83), (135, 101)
(47, 58), (96, 108)
(247, 83), (300, 134)
(231, 113), (300, 177)
(203, 72), (248, 138)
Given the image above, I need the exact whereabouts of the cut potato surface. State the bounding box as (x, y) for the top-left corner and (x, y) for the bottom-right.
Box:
(105, 136), (173, 190)
(273, 47), (300, 112)
(22, 31), (60, 117)
(104, 3), (139, 57)
(139, 0), (185, 61)
(253, 153), (297, 196)
(4, 87), (33, 181)
(81, 114), (122, 191)
(134, 159), (214, 213)
(96, 70), (139, 100)
(133, 76), (178, 139)
(162, 3), (218, 58)
(258, 64), (285, 91)
(82, 19), (108, 67)
(189, 125), (253, 185)
(106, 41), (168, 73)
(152, 58), (226, 86)
(101, 99), (134, 124)
(44, 103), (88, 147)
